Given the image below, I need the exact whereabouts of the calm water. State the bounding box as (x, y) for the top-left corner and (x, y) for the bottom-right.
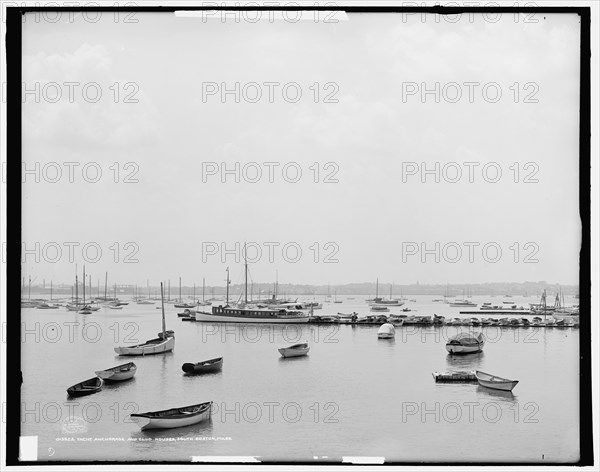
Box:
(20, 295), (580, 463)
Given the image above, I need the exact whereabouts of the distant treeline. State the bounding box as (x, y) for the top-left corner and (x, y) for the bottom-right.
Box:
(22, 281), (578, 298)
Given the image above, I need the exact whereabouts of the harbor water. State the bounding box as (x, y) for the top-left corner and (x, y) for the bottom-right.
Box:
(20, 295), (580, 463)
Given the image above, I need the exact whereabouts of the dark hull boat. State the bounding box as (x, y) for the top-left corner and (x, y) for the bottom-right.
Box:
(182, 357), (223, 374)
(67, 377), (103, 397)
(446, 332), (485, 354)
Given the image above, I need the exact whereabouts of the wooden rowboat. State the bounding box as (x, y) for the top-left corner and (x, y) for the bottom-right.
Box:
(67, 377), (103, 397)
(278, 342), (310, 358)
(182, 357), (223, 374)
(95, 362), (137, 381)
(129, 401), (212, 430)
(475, 370), (519, 392)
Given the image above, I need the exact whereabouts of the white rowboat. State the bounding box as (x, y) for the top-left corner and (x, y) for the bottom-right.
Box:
(130, 401), (212, 430)
(95, 362), (137, 381)
(475, 370), (519, 392)
(278, 343), (310, 358)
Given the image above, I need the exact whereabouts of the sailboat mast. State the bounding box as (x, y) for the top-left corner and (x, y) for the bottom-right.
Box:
(179, 277), (182, 303)
(50, 280), (53, 301)
(202, 277), (205, 302)
(244, 243), (248, 305)
(82, 266), (86, 305)
(376, 278), (379, 299)
(28, 276), (31, 301)
(226, 268), (230, 305)
(160, 282), (166, 337)
(104, 272), (108, 300)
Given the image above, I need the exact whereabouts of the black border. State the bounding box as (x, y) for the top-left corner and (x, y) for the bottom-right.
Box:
(5, 5), (593, 467)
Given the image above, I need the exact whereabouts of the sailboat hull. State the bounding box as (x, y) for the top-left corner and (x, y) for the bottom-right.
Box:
(115, 336), (175, 356)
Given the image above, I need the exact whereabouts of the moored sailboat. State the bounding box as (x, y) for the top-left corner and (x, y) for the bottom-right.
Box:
(114, 282), (175, 355)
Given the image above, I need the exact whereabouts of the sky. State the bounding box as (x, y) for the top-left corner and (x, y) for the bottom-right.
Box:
(18, 10), (582, 288)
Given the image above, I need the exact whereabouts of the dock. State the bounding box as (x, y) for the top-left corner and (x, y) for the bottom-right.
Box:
(459, 310), (533, 315)
(432, 371), (478, 383)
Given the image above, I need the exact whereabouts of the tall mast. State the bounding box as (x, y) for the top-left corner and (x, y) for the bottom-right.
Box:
(75, 275), (79, 304)
(193, 283), (196, 304)
(244, 242), (248, 305)
(28, 276), (31, 301)
(226, 267), (230, 306)
(376, 278), (379, 299)
(202, 277), (205, 302)
(168, 279), (171, 301)
(50, 280), (53, 301)
(179, 277), (182, 303)
(104, 272), (108, 300)
(147, 279), (150, 300)
(160, 282), (166, 337)
(82, 265), (86, 306)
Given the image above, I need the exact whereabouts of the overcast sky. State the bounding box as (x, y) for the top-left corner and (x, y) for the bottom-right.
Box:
(20, 11), (581, 288)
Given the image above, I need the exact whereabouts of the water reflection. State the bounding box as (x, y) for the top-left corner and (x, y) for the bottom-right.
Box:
(445, 352), (484, 369)
(277, 355), (310, 363)
(476, 385), (517, 402)
(102, 377), (137, 392)
(377, 337), (396, 346)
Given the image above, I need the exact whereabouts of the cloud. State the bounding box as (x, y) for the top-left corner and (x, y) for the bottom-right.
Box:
(22, 43), (159, 150)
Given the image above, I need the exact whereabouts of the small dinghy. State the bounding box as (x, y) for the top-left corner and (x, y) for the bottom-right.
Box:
(67, 377), (103, 397)
(107, 305), (123, 310)
(475, 370), (519, 392)
(130, 401), (212, 430)
(278, 342), (310, 358)
(377, 323), (395, 339)
(95, 362), (137, 381)
(182, 357), (223, 374)
(446, 332), (485, 354)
